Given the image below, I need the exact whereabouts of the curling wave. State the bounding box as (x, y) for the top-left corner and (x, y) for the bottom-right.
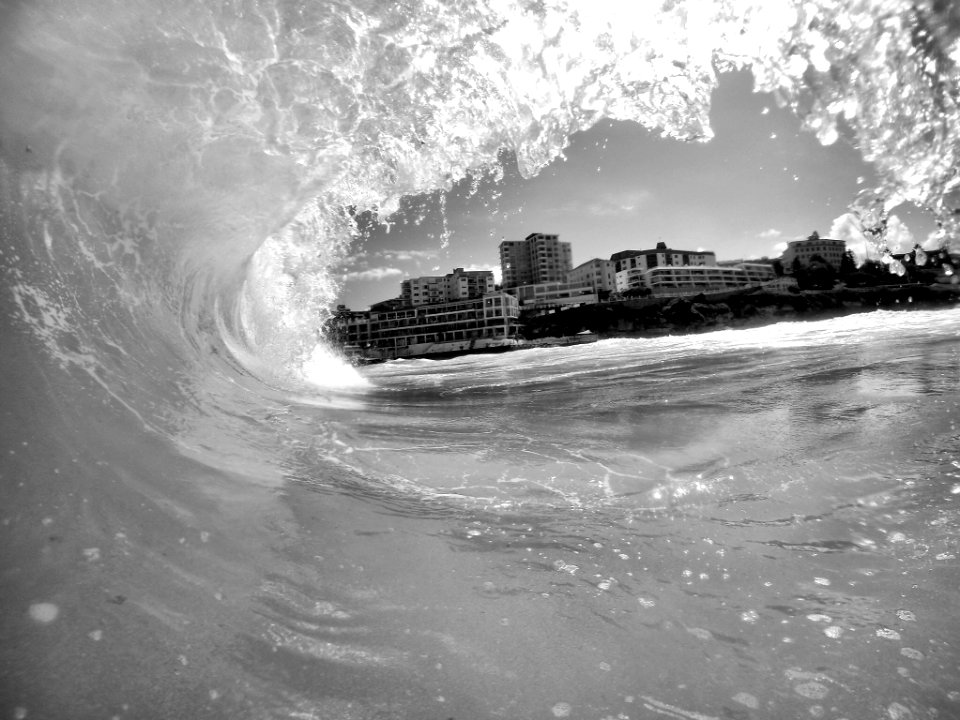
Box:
(2, 0), (959, 420)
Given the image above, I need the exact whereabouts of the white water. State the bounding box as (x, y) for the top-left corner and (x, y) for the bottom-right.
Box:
(3, 2), (960, 718)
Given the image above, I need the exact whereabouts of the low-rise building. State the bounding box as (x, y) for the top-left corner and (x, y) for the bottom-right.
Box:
(506, 280), (598, 311)
(326, 292), (521, 362)
(567, 258), (617, 293)
(781, 233), (846, 271)
(613, 243), (717, 291)
(641, 265), (751, 296)
(401, 267), (495, 306)
(731, 262), (777, 284)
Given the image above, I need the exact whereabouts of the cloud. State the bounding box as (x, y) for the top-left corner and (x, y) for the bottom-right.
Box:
(770, 241), (788, 256)
(828, 212), (915, 261)
(555, 189), (653, 216)
(923, 229), (947, 250)
(884, 215), (915, 254)
(342, 267), (404, 282)
(378, 249), (439, 261)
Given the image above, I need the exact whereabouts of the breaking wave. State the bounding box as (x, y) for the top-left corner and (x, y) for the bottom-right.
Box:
(2, 0), (959, 418)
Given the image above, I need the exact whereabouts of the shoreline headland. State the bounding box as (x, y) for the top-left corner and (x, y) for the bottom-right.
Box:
(519, 283), (960, 343)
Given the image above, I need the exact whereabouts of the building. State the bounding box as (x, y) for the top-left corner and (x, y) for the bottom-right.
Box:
(499, 233), (573, 288)
(641, 265), (753, 296)
(326, 292), (521, 362)
(400, 268), (495, 306)
(781, 233), (846, 271)
(567, 258), (617, 293)
(612, 243), (717, 291)
(718, 261), (777, 284)
(507, 280), (598, 312)
(736, 262), (777, 284)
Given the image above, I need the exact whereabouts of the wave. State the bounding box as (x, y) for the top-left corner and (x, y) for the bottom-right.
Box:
(2, 0), (959, 428)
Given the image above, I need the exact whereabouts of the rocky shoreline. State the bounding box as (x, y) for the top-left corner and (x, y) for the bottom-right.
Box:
(520, 283), (960, 341)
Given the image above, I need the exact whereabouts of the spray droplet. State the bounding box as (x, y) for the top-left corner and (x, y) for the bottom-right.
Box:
(28, 603), (59, 624)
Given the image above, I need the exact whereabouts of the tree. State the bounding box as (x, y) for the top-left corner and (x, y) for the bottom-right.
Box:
(793, 254), (837, 290)
(839, 250), (858, 278)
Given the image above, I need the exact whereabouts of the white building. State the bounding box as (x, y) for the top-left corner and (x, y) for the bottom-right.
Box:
(612, 243), (717, 292)
(500, 233), (573, 288)
(641, 265), (752, 296)
(781, 234), (846, 271)
(327, 292), (521, 361)
(401, 267), (495, 306)
(567, 258), (617, 293)
(727, 262), (777, 284)
(507, 280), (597, 310)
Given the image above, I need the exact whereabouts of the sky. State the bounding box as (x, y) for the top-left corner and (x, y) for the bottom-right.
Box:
(334, 69), (936, 310)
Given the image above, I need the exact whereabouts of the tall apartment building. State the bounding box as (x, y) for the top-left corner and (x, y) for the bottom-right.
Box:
(499, 233), (573, 289)
(400, 267), (495, 306)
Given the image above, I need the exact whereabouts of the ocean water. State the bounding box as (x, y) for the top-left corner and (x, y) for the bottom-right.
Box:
(2, 1), (960, 719)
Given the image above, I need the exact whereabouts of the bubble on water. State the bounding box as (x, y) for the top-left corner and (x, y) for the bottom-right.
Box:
(14, 708), (27, 720)
(809, 705), (826, 718)
(888, 532), (908, 543)
(687, 627), (713, 641)
(638, 597), (656, 609)
(900, 647), (924, 661)
(806, 614), (831, 623)
(876, 627), (901, 640)
(794, 682), (829, 700)
(732, 692), (758, 709)
(947, 691), (960, 702)
(82, 547), (100, 562)
(896, 610), (916, 622)
(887, 702), (912, 719)
(551, 702), (572, 717)
(824, 626), (844, 639)
(813, 577), (830, 586)
(740, 610), (759, 623)
(88, 629), (103, 642)
(28, 603), (59, 624)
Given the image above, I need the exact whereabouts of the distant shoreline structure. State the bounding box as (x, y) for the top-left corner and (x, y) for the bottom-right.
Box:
(330, 231), (959, 363)
(333, 283), (960, 363)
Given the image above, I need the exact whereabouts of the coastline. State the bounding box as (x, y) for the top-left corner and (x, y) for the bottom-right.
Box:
(519, 283), (960, 342)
